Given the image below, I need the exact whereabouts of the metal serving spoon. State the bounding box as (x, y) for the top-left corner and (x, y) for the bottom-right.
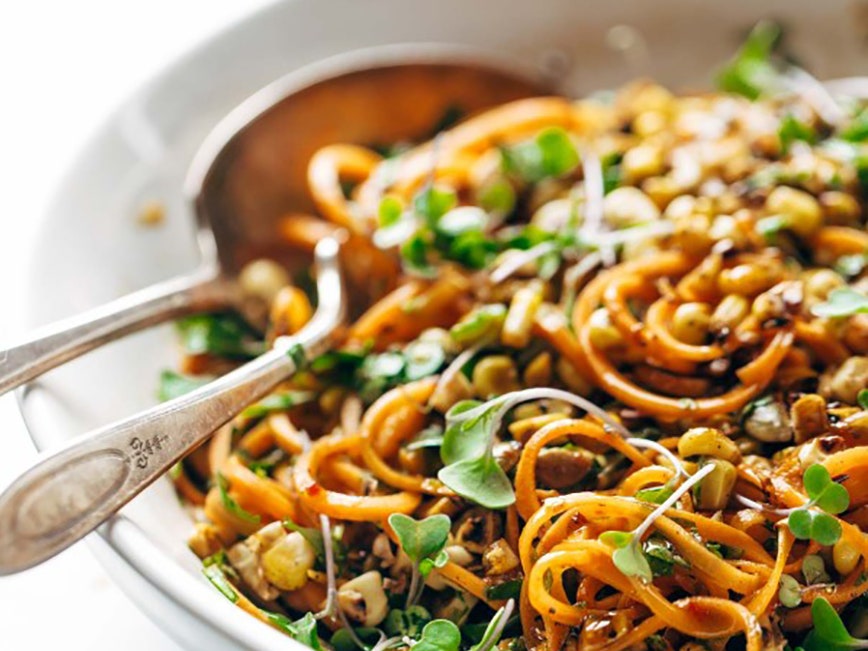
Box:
(0, 45), (546, 396)
(0, 236), (344, 575)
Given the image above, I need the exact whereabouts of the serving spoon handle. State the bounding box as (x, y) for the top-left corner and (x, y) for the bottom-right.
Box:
(0, 238), (344, 575)
(0, 266), (235, 398)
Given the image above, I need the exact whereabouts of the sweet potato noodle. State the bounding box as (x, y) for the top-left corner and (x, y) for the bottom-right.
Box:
(171, 31), (868, 651)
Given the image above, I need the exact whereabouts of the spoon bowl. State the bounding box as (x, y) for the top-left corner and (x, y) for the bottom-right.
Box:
(0, 45), (548, 395)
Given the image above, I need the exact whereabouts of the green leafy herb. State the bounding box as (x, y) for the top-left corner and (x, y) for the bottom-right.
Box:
(601, 463), (715, 583)
(414, 619), (462, 651)
(812, 288), (868, 318)
(468, 601), (515, 651)
(486, 578), (523, 601)
(284, 520), (326, 562)
(240, 391), (314, 419)
(388, 513), (451, 577)
(779, 114), (816, 153)
(635, 481), (676, 505)
(716, 20), (784, 100)
(841, 108), (868, 143)
(267, 611), (323, 650)
(379, 195), (404, 227)
(779, 574), (803, 608)
(331, 627), (382, 651)
(449, 304), (507, 344)
(600, 530), (654, 583)
(859, 389), (868, 411)
(643, 537), (689, 577)
(756, 215), (789, 241)
(501, 127), (580, 183)
(478, 178), (516, 215)
(383, 606), (432, 638)
(414, 185), (458, 226)
(215, 472), (260, 524)
(787, 464), (849, 545)
(157, 370), (210, 402)
(203, 564), (238, 602)
(401, 231), (436, 276)
(176, 313), (263, 358)
(802, 554), (831, 585)
(406, 425), (445, 451)
(803, 596), (868, 651)
(438, 400), (516, 509)
(403, 341), (446, 381)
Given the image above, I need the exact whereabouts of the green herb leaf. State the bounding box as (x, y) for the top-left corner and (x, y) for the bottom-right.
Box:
(419, 548), (450, 578)
(468, 603), (512, 651)
(643, 537), (689, 577)
(486, 578), (523, 601)
(779, 114), (816, 153)
(284, 520), (325, 562)
(478, 178), (516, 215)
(414, 186), (458, 226)
(383, 606), (432, 638)
(779, 574), (803, 608)
(379, 195), (404, 227)
(157, 370), (211, 402)
(858, 389), (868, 410)
(449, 304), (507, 344)
(401, 231), (436, 276)
(176, 313), (263, 359)
(267, 611), (323, 650)
(812, 288), (868, 318)
(406, 425), (445, 451)
(388, 513), (451, 568)
(215, 472), (260, 524)
(415, 619), (462, 651)
(502, 127), (579, 183)
(788, 508), (843, 546)
(437, 454), (515, 509)
(635, 483), (675, 505)
(803, 464), (850, 515)
(841, 108), (868, 143)
(802, 554), (831, 585)
(440, 400), (492, 465)
(240, 391), (314, 419)
(403, 341), (446, 380)
(836, 253), (868, 279)
(803, 596), (866, 651)
(202, 564), (238, 602)
(599, 532), (653, 584)
(331, 628), (382, 651)
(716, 20), (784, 100)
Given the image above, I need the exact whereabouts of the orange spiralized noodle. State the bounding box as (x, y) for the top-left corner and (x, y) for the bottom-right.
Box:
(173, 73), (868, 651)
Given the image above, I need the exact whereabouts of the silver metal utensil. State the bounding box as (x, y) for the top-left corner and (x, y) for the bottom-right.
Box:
(0, 46), (546, 396)
(0, 236), (344, 575)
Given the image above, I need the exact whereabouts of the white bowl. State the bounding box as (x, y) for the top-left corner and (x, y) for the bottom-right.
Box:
(18, 0), (868, 648)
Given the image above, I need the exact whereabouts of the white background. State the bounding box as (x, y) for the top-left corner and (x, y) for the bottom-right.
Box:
(0, 1), (270, 647)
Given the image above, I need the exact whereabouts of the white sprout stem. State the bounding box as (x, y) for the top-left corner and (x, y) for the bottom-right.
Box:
(578, 148), (614, 267)
(315, 514), (338, 620)
(464, 388), (631, 439)
(784, 67), (847, 128)
(317, 514), (367, 650)
(489, 241), (560, 284)
(626, 438), (687, 477)
(370, 635), (404, 651)
(594, 220), (675, 247)
(437, 342), (483, 393)
(633, 463), (715, 542)
(733, 493), (800, 516)
(405, 565), (421, 609)
(476, 599), (516, 651)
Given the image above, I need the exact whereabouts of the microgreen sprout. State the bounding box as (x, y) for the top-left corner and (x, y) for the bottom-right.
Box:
(600, 463), (715, 583)
(812, 287), (868, 318)
(787, 464), (849, 545)
(803, 596), (868, 651)
(469, 599), (515, 651)
(388, 513), (451, 607)
(439, 388), (688, 508)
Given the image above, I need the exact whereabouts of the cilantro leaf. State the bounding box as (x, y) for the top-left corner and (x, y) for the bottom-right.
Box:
(240, 391), (313, 419)
(176, 313), (263, 359)
(267, 611), (323, 650)
(215, 472), (260, 525)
